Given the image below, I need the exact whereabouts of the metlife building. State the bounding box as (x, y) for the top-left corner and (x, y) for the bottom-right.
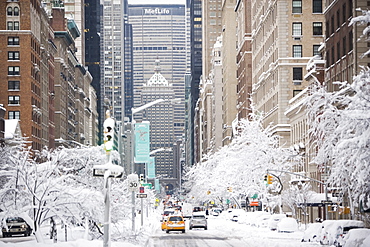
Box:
(128, 3), (188, 140)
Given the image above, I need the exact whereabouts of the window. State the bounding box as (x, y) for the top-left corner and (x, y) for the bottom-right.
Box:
(293, 67), (303, 81)
(343, 4), (346, 24)
(292, 22), (302, 36)
(337, 10), (340, 29)
(313, 45), (321, 56)
(313, 0), (322, 13)
(8, 51), (20, 60)
(7, 21), (13, 30)
(14, 21), (19, 30)
(293, 90), (302, 97)
(337, 41), (341, 60)
(292, 0), (302, 13)
(343, 36), (346, 55)
(8, 95), (20, 105)
(14, 7), (19, 16)
(8, 66), (20, 75)
(7, 21), (19, 30)
(8, 111), (20, 119)
(313, 22), (323, 35)
(293, 45), (302, 57)
(8, 81), (20, 90)
(8, 37), (19, 45)
(7, 7), (12, 15)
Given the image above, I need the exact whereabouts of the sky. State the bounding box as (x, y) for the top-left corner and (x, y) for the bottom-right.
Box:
(127, 0), (186, 4)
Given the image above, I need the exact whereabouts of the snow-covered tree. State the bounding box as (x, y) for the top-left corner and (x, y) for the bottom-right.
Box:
(0, 143), (148, 242)
(184, 115), (299, 211)
(304, 9), (370, 223)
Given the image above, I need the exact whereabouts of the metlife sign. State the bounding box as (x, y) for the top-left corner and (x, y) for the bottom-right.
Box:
(144, 8), (170, 15)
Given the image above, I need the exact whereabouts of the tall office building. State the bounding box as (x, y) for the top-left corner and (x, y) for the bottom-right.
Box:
(100, 0), (126, 123)
(187, 0), (202, 166)
(85, 0), (102, 144)
(141, 60), (177, 188)
(128, 3), (187, 141)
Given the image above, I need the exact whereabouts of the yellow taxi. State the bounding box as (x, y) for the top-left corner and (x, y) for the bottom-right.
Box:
(165, 215), (185, 233)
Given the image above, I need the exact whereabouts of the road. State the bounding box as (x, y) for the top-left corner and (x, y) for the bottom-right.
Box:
(147, 214), (321, 247)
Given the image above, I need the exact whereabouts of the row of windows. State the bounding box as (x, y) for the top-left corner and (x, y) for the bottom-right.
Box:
(8, 80), (20, 90)
(326, 0), (353, 36)
(8, 51), (19, 60)
(292, 22), (323, 36)
(7, 21), (20, 30)
(8, 111), (20, 119)
(8, 66), (20, 75)
(292, 0), (322, 14)
(292, 45), (321, 58)
(8, 36), (19, 45)
(8, 95), (20, 105)
(7, 6), (19, 16)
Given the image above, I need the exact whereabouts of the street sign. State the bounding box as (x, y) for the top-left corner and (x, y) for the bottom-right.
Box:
(136, 194), (147, 198)
(128, 174), (139, 192)
(142, 183), (152, 189)
(92, 164), (123, 178)
(321, 200), (333, 204)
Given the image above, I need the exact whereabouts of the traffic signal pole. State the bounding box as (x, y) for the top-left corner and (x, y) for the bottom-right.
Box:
(266, 169), (329, 220)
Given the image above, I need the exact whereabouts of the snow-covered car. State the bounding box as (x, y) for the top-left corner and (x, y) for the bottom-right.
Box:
(189, 212), (207, 230)
(256, 214), (271, 228)
(245, 211), (269, 226)
(229, 209), (246, 222)
(267, 214), (287, 231)
(2, 217), (32, 237)
(210, 208), (222, 216)
(341, 228), (370, 247)
(319, 220), (365, 246)
(276, 217), (298, 233)
(301, 222), (322, 242)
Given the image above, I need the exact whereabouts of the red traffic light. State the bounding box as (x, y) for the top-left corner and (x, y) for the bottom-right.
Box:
(139, 186), (144, 193)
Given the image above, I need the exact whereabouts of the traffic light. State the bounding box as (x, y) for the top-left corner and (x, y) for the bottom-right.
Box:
(267, 174), (273, 184)
(139, 174), (144, 183)
(264, 175), (267, 183)
(103, 114), (115, 153)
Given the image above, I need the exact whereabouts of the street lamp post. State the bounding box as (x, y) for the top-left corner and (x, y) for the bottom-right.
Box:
(130, 98), (180, 232)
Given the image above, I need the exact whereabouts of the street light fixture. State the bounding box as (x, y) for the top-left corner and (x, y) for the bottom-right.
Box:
(129, 98), (180, 232)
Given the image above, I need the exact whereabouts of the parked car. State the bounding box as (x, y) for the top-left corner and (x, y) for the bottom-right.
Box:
(256, 214), (271, 228)
(268, 214), (287, 231)
(277, 218), (298, 233)
(341, 228), (370, 247)
(162, 209), (175, 217)
(229, 209), (246, 222)
(245, 211), (269, 226)
(319, 220), (365, 246)
(189, 213), (207, 230)
(2, 217), (32, 237)
(301, 222), (322, 242)
(166, 215), (186, 233)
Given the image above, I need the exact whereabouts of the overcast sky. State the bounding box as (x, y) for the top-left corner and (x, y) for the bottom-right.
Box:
(127, 0), (186, 4)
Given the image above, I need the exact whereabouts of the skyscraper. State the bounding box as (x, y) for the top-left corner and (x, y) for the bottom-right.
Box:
(128, 3), (187, 139)
(141, 60), (177, 187)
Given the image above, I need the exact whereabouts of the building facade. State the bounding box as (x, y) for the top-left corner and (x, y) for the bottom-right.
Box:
(140, 60), (178, 191)
(128, 3), (187, 142)
(251, 0), (325, 147)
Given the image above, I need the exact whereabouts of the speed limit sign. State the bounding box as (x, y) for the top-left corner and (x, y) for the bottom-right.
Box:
(127, 174), (139, 192)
